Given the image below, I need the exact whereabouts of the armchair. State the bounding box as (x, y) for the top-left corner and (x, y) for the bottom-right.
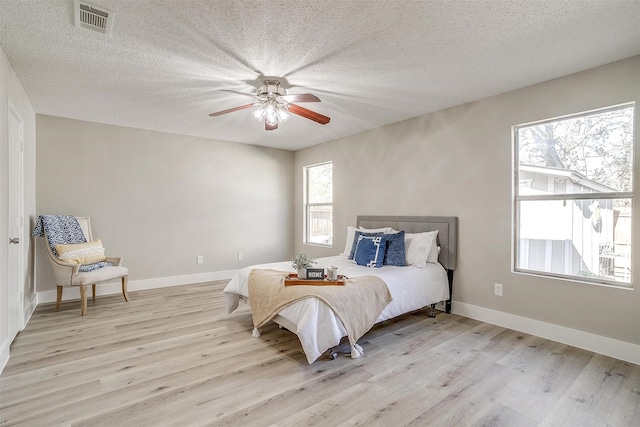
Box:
(34, 215), (129, 315)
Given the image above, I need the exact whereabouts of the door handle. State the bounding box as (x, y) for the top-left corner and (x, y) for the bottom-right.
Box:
(9, 237), (20, 244)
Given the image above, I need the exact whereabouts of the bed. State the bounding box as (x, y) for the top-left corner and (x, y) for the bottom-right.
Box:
(223, 215), (458, 363)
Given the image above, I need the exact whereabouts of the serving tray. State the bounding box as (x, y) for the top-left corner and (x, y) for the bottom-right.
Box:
(284, 273), (346, 286)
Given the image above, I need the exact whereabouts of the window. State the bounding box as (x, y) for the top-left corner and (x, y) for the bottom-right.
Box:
(513, 104), (634, 286)
(304, 162), (333, 246)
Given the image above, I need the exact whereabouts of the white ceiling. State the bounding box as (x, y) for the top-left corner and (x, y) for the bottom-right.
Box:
(1, 1), (639, 151)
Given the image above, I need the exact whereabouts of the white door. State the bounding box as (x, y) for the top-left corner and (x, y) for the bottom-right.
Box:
(7, 101), (24, 341)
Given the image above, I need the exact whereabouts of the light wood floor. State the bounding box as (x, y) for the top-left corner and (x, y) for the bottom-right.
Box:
(1, 281), (639, 426)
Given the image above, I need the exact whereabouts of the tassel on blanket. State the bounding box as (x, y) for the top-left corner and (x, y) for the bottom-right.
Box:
(252, 328), (262, 338)
(350, 344), (364, 359)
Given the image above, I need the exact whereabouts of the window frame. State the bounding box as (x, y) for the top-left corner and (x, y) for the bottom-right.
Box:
(303, 161), (333, 247)
(512, 103), (634, 288)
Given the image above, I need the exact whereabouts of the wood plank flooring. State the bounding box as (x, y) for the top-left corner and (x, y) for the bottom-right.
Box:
(1, 281), (638, 426)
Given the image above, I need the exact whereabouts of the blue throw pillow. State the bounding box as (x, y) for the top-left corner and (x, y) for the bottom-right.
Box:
(354, 235), (387, 268)
(383, 230), (406, 266)
(348, 231), (384, 259)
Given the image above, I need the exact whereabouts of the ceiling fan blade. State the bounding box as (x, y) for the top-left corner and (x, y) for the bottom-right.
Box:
(265, 122), (278, 131)
(280, 93), (321, 103)
(288, 104), (331, 125)
(209, 103), (254, 117)
(220, 89), (257, 98)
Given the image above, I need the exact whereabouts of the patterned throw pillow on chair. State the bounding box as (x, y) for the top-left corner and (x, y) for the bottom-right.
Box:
(354, 235), (387, 268)
(54, 240), (106, 265)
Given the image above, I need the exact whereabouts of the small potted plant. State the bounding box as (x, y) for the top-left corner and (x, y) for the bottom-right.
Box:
(291, 252), (317, 279)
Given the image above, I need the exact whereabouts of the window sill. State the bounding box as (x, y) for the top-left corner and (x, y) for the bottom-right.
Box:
(513, 269), (633, 290)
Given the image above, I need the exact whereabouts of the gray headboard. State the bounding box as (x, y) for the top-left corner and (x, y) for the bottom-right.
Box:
(356, 216), (458, 271)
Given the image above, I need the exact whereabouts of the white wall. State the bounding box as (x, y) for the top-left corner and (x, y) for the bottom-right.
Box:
(0, 47), (36, 372)
(35, 116), (295, 295)
(294, 56), (640, 359)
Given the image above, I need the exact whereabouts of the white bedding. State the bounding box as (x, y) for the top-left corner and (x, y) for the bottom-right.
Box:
(223, 255), (450, 363)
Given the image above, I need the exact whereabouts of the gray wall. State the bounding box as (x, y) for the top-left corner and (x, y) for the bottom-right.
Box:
(35, 116), (294, 291)
(294, 56), (640, 347)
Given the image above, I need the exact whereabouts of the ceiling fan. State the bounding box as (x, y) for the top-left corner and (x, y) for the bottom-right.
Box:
(209, 80), (330, 131)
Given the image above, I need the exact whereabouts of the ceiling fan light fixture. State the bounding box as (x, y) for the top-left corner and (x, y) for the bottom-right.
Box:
(210, 79), (330, 130)
(254, 97), (289, 127)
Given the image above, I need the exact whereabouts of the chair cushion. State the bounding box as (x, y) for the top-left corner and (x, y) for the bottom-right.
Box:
(73, 266), (129, 286)
(79, 261), (115, 273)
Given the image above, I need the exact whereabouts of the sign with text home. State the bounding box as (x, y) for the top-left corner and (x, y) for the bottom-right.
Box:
(305, 268), (325, 280)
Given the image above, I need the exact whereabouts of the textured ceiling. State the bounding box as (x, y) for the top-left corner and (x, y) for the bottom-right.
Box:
(1, 0), (639, 151)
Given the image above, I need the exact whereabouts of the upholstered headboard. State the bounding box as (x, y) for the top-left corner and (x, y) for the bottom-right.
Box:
(356, 215), (458, 271)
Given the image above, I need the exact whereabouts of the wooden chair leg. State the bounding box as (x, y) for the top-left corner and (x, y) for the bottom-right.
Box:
(55, 286), (63, 311)
(79, 285), (87, 316)
(92, 284), (96, 301)
(121, 276), (129, 301)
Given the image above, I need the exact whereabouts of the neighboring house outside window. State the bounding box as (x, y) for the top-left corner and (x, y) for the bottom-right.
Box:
(304, 162), (333, 246)
(513, 103), (634, 287)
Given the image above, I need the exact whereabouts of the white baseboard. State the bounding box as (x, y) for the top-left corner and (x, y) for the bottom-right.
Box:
(0, 340), (9, 375)
(37, 270), (238, 304)
(452, 302), (640, 366)
(23, 294), (37, 329)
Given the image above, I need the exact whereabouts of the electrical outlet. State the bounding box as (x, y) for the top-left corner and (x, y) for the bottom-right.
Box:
(197, 256), (203, 264)
(494, 283), (503, 296)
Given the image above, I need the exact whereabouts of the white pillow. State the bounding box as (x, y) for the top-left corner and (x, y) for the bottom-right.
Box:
(343, 226), (358, 256)
(427, 230), (440, 263)
(405, 231), (438, 267)
(342, 225), (394, 256)
(361, 226), (394, 233)
(429, 245), (442, 263)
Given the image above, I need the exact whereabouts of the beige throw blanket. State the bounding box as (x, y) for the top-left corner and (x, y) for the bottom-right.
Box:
(248, 269), (392, 353)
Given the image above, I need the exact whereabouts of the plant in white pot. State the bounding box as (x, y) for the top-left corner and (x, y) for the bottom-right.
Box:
(291, 252), (316, 279)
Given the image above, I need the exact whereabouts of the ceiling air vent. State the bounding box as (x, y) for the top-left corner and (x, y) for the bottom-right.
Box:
(74, 0), (114, 36)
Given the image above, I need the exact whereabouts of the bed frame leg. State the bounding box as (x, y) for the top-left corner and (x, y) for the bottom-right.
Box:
(429, 303), (437, 318)
(446, 269), (454, 314)
(326, 347), (338, 360)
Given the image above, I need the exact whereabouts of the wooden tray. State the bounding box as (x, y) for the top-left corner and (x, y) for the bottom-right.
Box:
(284, 273), (346, 286)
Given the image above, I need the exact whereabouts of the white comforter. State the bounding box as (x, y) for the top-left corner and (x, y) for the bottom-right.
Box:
(223, 255), (449, 363)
